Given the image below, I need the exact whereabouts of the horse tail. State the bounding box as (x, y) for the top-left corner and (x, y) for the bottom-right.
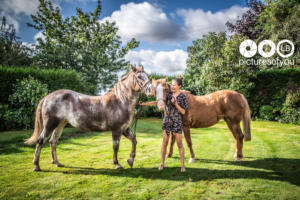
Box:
(241, 94), (251, 141)
(25, 97), (45, 145)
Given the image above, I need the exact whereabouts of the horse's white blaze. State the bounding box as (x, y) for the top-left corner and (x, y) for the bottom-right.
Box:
(156, 83), (165, 110)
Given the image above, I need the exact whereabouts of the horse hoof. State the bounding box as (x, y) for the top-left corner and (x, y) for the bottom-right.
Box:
(167, 154), (172, 158)
(33, 167), (41, 171)
(234, 153), (243, 161)
(56, 163), (64, 167)
(188, 158), (195, 164)
(127, 158), (134, 168)
(116, 165), (123, 170)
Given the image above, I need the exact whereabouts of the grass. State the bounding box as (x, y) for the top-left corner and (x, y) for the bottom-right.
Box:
(0, 118), (299, 200)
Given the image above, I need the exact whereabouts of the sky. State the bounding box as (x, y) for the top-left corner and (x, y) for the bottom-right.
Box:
(0, 0), (248, 75)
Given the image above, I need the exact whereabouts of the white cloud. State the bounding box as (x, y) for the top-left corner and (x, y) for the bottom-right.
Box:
(177, 5), (248, 39)
(0, 0), (39, 31)
(101, 2), (187, 43)
(101, 2), (247, 43)
(34, 31), (46, 42)
(125, 49), (188, 75)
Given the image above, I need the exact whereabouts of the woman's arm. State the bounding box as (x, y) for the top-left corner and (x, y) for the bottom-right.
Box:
(174, 102), (186, 115)
(139, 101), (157, 106)
(171, 95), (188, 115)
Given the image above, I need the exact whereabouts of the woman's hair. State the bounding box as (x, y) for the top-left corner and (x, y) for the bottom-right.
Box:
(173, 75), (183, 87)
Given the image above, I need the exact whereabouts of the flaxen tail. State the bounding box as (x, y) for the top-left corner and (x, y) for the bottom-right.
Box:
(24, 97), (45, 145)
(241, 94), (251, 141)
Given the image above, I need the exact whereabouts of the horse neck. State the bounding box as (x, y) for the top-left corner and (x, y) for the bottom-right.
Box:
(110, 73), (139, 106)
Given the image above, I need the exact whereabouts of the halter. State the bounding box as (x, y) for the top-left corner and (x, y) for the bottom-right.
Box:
(133, 72), (152, 92)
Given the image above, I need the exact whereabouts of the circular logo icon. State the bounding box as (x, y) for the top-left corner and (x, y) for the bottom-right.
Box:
(258, 40), (276, 58)
(239, 39), (257, 58)
(277, 39), (294, 58)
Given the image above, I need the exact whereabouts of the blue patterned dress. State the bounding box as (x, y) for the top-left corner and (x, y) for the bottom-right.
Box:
(162, 92), (188, 135)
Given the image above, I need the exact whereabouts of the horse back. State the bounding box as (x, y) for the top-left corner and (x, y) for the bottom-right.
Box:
(42, 89), (132, 131)
(183, 90), (245, 128)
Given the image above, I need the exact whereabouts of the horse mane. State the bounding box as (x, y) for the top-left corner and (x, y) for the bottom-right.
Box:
(107, 71), (133, 98)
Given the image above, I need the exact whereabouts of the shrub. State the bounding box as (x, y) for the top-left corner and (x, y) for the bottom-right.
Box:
(0, 66), (88, 104)
(4, 76), (49, 130)
(259, 105), (275, 121)
(280, 90), (300, 124)
(249, 68), (300, 122)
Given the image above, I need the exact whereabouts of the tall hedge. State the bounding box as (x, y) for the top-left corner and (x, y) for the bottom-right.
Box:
(249, 68), (300, 122)
(0, 66), (88, 104)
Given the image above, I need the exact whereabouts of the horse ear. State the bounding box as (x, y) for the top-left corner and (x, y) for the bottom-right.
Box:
(131, 65), (137, 72)
(138, 65), (144, 71)
(165, 77), (168, 81)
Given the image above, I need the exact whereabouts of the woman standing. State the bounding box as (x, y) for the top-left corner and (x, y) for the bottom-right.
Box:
(140, 77), (188, 172)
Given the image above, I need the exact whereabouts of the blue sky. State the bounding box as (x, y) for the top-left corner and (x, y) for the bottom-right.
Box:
(1, 0), (248, 74)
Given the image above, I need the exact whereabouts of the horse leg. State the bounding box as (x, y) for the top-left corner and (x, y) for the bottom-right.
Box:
(232, 123), (244, 160)
(49, 122), (66, 167)
(122, 128), (137, 168)
(112, 130), (123, 169)
(33, 129), (55, 171)
(224, 118), (244, 161)
(183, 126), (195, 163)
(33, 117), (60, 171)
(167, 133), (175, 158)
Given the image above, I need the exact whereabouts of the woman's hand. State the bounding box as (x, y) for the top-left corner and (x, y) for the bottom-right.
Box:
(139, 101), (144, 106)
(172, 96), (185, 115)
(171, 96), (176, 104)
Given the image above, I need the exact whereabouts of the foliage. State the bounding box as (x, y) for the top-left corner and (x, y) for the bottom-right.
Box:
(0, 66), (87, 104)
(28, 0), (139, 94)
(226, 0), (265, 39)
(249, 68), (300, 123)
(259, 105), (275, 121)
(3, 76), (49, 130)
(184, 32), (256, 98)
(280, 89), (300, 124)
(0, 16), (32, 66)
(257, 0), (300, 68)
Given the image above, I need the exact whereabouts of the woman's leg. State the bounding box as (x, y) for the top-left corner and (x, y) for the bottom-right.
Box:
(159, 130), (169, 170)
(175, 133), (186, 172)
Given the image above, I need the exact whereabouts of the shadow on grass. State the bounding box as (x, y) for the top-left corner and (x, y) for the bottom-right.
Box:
(38, 158), (300, 186)
(0, 129), (107, 154)
(0, 127), (160, 154)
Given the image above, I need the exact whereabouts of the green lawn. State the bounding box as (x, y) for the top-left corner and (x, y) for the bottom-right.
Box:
(0, 119), (299, 200)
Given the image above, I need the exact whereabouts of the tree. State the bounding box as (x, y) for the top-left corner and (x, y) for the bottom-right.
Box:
(184, 32), (227, 95)
(257, 0), (299, 67)
(184, 32), (256, 98)
(28, 0), (139, 94)
(226, 0), (265, 39)
(0, 16), (32, 66)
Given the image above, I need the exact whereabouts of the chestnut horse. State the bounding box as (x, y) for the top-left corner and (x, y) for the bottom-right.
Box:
(151, 78), (251, 163)
(25, 65), (155, 171)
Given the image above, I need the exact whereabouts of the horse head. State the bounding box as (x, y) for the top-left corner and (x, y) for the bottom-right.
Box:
(129, 65), (155, 96)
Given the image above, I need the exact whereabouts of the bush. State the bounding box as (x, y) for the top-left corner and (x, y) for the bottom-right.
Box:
(0, 66), (88, 104)
(259, 105), (275, 121)
(249, 68), (300, 123)
(2, 76), (49, 130)
(279, 90), (300, 124)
